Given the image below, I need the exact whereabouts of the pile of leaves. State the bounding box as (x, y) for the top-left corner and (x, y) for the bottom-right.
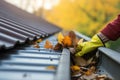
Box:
(33, 31), (79, 51)
(71, 65), (112, 80)
(33, 31), (112, 80)
(53, 31), (79, 50)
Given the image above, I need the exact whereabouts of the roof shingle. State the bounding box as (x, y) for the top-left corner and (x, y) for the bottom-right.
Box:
(0, 0), (61, 50)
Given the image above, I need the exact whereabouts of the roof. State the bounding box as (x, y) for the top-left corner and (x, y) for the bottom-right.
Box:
(0, 0), (62, 50)
(0, 36), (70, 80)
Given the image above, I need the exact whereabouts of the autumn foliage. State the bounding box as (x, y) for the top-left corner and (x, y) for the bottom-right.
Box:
(43, 0), (120, 37)
(53, 31), (79, 51)
(40, 31), (79, 51)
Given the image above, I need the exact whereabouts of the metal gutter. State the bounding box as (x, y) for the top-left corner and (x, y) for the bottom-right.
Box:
(54, 49), (70, 80)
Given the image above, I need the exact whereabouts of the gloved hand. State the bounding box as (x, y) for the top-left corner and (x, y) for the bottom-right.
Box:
(75, 34), (104, 56)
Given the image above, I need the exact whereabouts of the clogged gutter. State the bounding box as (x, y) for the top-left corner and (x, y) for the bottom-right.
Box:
(33, 31), (112, 80)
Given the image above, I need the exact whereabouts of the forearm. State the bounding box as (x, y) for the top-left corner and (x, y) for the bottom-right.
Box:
(100, 14), (120, 41)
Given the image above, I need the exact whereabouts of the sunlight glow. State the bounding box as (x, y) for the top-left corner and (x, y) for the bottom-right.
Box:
(5, 0), (60, 13)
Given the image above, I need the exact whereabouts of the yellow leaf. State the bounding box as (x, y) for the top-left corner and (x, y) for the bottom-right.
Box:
(46, 66), (56, 70)
(71, 65), (81, 76)
(84, 66), (95, 76)
(85, 70), (92, 76)
(36, 39), (42, 43)
(57, 32), (64, 44)
(71, 65), (80, 71)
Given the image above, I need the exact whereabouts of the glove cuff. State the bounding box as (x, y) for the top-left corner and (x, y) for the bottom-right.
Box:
(96, 33), (106, 47)
(97, 32), (109, 43)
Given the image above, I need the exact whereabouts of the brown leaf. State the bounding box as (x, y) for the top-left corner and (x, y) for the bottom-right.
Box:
(73, 56), (88, 66)
(68, 31), (76, 40)
(34, 44), (40, 48)
(69, 31), (77, 47)
(53, 43), (63, 51)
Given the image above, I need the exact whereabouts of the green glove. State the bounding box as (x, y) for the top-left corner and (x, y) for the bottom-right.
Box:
(75, 35), (104, 56)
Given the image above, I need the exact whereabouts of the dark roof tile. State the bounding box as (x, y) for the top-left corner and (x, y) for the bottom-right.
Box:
(0, 17), (42, 37)
(0, 0), (61, 50)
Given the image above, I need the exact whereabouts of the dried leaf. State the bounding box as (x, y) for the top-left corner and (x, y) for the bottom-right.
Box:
(73, 56), (87, 66)
(77, 39), (84, 45)
(90, 66), (96, 72)
(46, 66), (56, 70)
(97, 74), (107, 78)
(34, 44), (40, 48)
(68, 31), (77, 48)
(44, 40), (53, 49)
(84, 66), (95, 76)
(96, 74), (112, 80)
(71, 65), (81, 76)
(75, 38), (80, 45)
(36, 39), (42, 43)
(71, 65), (80, 71)
(68, 31), (76, 41)
(53, 43), (63, 51)
(75, 39), (84, 52)
(57, 32), (64, 44)
(69, 48), (76, 54)
(63, 36), (72, 47)
(82, 73), (97, 80)
(84, 70), (92, 76)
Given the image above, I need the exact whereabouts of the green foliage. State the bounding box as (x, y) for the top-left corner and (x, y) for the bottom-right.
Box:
(107, 39), (120, 52)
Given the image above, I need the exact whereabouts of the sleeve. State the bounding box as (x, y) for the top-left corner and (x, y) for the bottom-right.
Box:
(101, 14), (120, 41)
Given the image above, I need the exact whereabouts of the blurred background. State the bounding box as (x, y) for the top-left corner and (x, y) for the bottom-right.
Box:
(5, 0), (120, 52)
